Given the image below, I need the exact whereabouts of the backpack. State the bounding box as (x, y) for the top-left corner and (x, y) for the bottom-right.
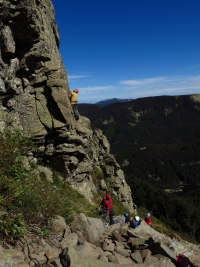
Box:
(176, 254), (196, 267)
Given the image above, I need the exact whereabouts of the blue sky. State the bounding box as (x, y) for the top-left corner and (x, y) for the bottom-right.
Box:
(51, 0), (200, 103)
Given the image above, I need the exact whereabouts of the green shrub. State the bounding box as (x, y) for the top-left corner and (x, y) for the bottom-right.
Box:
(0, 129), (35, 177)
(0, 213), (26, 238)
(0, 130), (67, 240)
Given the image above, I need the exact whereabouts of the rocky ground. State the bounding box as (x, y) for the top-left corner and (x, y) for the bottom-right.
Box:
(0, 213), (199, 267)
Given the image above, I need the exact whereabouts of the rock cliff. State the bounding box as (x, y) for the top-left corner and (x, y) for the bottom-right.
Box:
(0, 0), (134, 212)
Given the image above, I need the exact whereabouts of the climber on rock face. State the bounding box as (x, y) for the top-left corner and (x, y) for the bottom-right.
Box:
(69, 88), (79, 105)
(69, 88), (79, 120)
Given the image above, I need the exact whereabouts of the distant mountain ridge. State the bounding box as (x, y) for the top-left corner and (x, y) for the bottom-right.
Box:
(79, 94), (200, 188)
(95, 98), (133, 106)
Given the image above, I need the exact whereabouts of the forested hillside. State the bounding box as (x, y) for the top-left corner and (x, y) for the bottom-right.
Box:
(79, 95), (200, 241)
(79, 95), (200, 188)
(129, 176), (200, 242)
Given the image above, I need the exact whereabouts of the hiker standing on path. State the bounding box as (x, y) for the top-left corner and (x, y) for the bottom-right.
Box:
(104, 194), (114, 226)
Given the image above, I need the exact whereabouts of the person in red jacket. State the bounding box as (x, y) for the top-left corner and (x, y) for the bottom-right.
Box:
(176, 254), (196, 267)
(104, 193), (114, 226)
(106, 193), (112, 206)
(144, 213), (152, 227)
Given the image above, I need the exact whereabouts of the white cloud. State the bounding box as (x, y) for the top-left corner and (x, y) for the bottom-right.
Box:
(68, 75), (88, 79)
(80, 85), (116, 93)
(119, 76), (200, 97)
(120, 76), (167, 86)
(186, 64), (200, 69)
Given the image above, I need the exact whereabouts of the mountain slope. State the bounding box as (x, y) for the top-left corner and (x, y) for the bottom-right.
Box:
(79, 94), (200, 187)
(95, 98), (133, 106)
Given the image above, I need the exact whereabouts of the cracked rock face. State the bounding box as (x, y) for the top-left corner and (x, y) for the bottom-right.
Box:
(0, 0), (135, 212)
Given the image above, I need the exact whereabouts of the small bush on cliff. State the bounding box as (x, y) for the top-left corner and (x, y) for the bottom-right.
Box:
(0, 129), (34, 176)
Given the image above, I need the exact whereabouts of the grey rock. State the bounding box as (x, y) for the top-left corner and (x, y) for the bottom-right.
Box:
(70, 213), (88, 232)
(44, 247), (61, 263)
(114, 246), (131, 258)
(83, 225), (100, 244)
(60, 232), (78, 249)
(52, 215), (67, 233)
(37, 165), (53, 182)
(112, 251), (133, 264)
(60, 247), (144, 267)
(148, 242), (177, 262)
(87, 217), (104, 237)
(1, 26), (15, 53)
(131, 251), (143, 263)
(76, 242), (101, 259)
(0, 78), (6, 93)
(103, 240), (115, 252)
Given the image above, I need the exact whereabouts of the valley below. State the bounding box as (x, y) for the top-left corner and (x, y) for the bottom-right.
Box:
(79, 95), (200, 242)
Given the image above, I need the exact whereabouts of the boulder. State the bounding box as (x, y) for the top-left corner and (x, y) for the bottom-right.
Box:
(103, 240), (115, 252)
(83, 225), (100, 244)
(76, 242), (101, 259)
(70, 213), (88, 232)
(59, 247), (146, 267)
(52, 215), (67, 233)
(148, 242), (177, 263)
(87, 217), (104, 237)
(131, 251), (143, 264)
(60, 232), (78, 249)
(112, 251), (133, 264)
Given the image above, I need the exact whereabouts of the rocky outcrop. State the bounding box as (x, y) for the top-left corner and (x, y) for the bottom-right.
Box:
(0, 0), (134, 212)
(1, 213), (199, 267)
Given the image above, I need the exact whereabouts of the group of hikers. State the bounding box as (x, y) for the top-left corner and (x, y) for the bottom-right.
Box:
(124, 212), (152, 228)
(99, 198), (197, 267)
(99, 193), (152, 228)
